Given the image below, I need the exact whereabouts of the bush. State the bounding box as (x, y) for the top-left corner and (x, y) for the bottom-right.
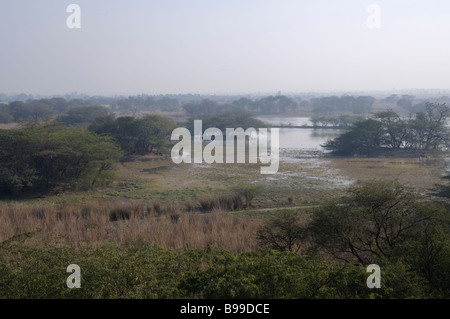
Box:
(233, 184), (264, 208)
(0, 241), (446, 298)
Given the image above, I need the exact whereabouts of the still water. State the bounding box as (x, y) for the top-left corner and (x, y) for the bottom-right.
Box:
(172, 117), (344, 162)
(255, 117), (343, 152)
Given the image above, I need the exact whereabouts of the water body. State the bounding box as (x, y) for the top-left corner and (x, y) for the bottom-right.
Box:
(172, 116), (354, 187)
(173, 117), (344, 163)
(255, 117), (343, 153)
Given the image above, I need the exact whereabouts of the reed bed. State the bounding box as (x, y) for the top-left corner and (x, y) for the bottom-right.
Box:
(0, 198), (262, 253)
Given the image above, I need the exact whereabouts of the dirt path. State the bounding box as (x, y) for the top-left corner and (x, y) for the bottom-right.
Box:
(230, 204), (319, 216)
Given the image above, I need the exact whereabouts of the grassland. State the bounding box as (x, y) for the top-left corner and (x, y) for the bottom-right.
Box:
(2, 147), (447, 251)
(1, 140), (449, 300)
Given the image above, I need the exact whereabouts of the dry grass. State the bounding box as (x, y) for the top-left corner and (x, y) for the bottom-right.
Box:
(327, 156), (446, 194)
(0, 123), (19, 130)
(0, 199), (262, 253)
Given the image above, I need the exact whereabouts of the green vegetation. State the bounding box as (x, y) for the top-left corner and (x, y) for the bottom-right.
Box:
(185, 111), (268, 133)
(183, 99), (245, 117)
(310, 95), (375, 115)
(310, 115), (365, 128)
(0, 122), (122, 194)
(231, 95), (299, 114)
(323, 102), (450, 155)
(0, 242), (433, 299)
(89, 114), (177, 156)
(56, 106), (110, 127)
(255, 180), (450, 298)
(256, 210), (305, 252)
(1, 98), (70, 123)
(0, 244), (358, 299)
(1, 180), (448, 298)
(232, 184), (264, 207)
(1, 93), (450, 299)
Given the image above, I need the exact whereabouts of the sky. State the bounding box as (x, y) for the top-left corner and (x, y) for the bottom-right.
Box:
(1, 0), (450, 96)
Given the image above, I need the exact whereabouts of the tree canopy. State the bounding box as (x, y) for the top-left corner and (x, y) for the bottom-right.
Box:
(185, 111), (269, 134)
(0, 123), (122, 194)
(323, 102), (450, 156)
(56, 105), (110, 127)
(89, 114), (177, 156)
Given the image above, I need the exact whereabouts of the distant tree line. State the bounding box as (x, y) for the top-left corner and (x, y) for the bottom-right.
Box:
(231, 95), (299, 114)
(323, 102), (450, 156)
(182, 96), (300, 117)
(310, 115), (365, 128)
(4, 94), (450, 124)
(184, 110), (269, 134)
(310, 95), (376, 115)
(182, 99), (245, 118)
(0, 96), (183, 124)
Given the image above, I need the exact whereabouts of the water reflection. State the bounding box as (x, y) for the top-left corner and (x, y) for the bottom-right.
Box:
(255, 117), (314, 127)
(256, 117), (343, 151)
(172, 117), (344, 163)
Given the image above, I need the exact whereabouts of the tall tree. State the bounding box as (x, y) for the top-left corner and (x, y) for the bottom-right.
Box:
(89, 114), (176, 156)
(308, 180), (437, 264)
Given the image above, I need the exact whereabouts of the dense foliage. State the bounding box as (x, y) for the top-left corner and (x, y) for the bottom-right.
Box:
(256, 180), (450, 298)
(323, 102), (450, 155)
(231, 95), (299, 114)
(89, 114), (177, 156)
(0, 243), (431, 299)
(0, 123), (122, 194)
(0, 181), (448, 298)
(56, 106), (111, 127)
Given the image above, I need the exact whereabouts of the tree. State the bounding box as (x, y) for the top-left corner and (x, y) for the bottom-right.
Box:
(353, 96), (375, 114)
(183, 99), (243, 117)
(374, 110), (407, 148)
(188, 111), (268, 134)
(322, 102), (450, 154)
(9, 101), (32, 120)
(89, 114), (176, 156)
(397, 95), (415, 110)
(312, 104), (337, 116)
(0, 129), (37, 193)
(0, 123), (123, 194)
(256, 210), (306, 252)
(56, 106), (110, 127)
(47, 97), (69, 115)
(232, 97), (253, 109)
(308, 180), (436, 264)
(0, 104), (12, 123)
(29, 101), (55, 120)
(322, 119), (383, 156)
(32, 125), (123, 189)
(408, 216), (450, 297)
(382, 94), (399, 104)
(406, 102), (450, 150)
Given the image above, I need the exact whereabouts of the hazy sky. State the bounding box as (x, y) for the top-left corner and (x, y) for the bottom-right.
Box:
(1, 0), (450, 95)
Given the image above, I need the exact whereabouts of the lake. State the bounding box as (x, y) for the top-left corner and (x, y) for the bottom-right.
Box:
(172, 117), (344, 163)
(255, 117), (343, 152)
